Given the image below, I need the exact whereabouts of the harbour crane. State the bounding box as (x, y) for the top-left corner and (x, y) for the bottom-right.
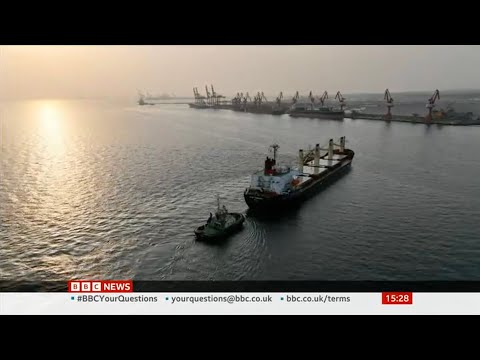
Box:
(231, 92), (239, 105)
(276, 91), (283, 106)
(205, 85), (211, 105)
(319, 91), (328, 107)
(425, 89), (440, 122)
(384, 89), (394, 120)
(242, 92), (251, 107)
(335, 91), (346, 111)
(261, 92), (268, 103)
(292, 91), (299, 104)
(211, 85), (217, 105)
(254, 92), (262, 106)
(193, 87), (198, 103)
(237, 92), (242, 105)
(310, 90), (316, 104)
(308, 91), (315, 109)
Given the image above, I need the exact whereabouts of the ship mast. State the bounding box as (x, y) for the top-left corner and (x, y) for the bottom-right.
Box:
(269, 144), (279, 161)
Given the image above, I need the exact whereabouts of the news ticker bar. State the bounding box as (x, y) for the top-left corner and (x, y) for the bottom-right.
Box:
(3, 280), (480, 292)
(1, 292), (480, 314)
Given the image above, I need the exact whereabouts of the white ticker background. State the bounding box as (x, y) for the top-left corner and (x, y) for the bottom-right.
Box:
(1, 293), (480, 315)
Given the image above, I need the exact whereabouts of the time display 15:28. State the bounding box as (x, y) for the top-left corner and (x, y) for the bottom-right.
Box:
(382, 292), (413, 305)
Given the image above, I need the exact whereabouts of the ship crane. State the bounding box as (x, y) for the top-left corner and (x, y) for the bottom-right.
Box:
(384, 88), (394, 120)
(335, 91), (346, 111)
(318, 91), (328, 107)
(276, 91), (283, 106)
(425, 89), (440, 123)
(301, 137), (347, 165)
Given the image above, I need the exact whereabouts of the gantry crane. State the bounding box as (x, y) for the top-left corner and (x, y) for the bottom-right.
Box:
(210, 85), (217, 105)
(193, 87), (198, 103)
(205, 85), (211, 105)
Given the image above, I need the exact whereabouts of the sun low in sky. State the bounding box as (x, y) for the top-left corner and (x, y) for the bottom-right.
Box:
(1, 45), (480, 100)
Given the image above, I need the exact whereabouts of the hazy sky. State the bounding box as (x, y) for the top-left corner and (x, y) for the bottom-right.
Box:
(1, 45), (480, 99)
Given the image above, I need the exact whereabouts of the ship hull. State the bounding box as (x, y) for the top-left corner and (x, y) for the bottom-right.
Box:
(289, 111), (344, 120)
(244, 150), (354, 211)
(188, 103), (209, 109)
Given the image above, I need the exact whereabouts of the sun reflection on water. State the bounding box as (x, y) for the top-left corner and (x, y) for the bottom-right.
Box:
(37, 101), (65, 150)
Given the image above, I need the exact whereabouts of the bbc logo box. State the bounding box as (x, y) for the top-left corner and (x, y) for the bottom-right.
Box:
(68, 280), (133, 293)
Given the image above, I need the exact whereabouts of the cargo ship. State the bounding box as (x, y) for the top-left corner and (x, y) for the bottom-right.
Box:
(288, 103), (345, 120)
(244, 137), (354, 210)
(349, 107), (480, 125)
(188, 102), (209, 109)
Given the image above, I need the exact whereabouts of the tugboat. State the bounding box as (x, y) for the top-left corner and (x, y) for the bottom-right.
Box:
(195, 196), (246, 241)
(244, 137), (354, 211)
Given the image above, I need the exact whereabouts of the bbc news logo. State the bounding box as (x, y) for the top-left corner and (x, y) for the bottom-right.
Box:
(68, 280), (133, 293)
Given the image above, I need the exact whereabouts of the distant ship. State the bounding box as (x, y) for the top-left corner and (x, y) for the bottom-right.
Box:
(288, 103), (345, 120)
(244, 137), (354, 211)
(144, 92), (177, 100)
(137, 94), (154, 106)
(350, 105), (480, 125)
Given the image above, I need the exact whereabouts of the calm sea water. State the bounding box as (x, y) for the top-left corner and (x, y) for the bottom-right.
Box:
(1, 97), (480, 281)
